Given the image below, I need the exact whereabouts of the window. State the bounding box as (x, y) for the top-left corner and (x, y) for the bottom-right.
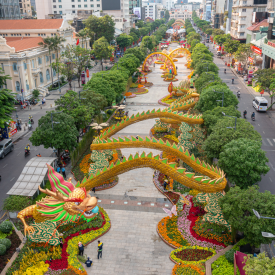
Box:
(1, 63), (4, 71)
(78, 0), (81, 2)
(26, 80), (29, 90)
(242, 8), (246, 12)
(52, 53), (56, 59)
(38, 57), (42, 65)
(32, 60), (35, 68)
(84, 4), (87, 7)
(59, 5), (62, 8)
(72, 10), (75, 13)
(84, 0), (87, 1)
(23, 62), (27, 70)
(78, 4), (81, 7)
(53, 69), (56, 77)
(242, 0), (247, 4)
(72, 4), (75, 7)
(97, 4), (100, 7)
(13, 62), (17, 71)
(91, 4), (93, 6)
(46, 69), (50, 81)
(253, 8), (257, 12)
(59, 11), (62, 14)
(72, 0), (74, 1)
(39, 72), (44, 83)
(54, 11), (57, 13)
(53, 5), (56, 8)
(53, 0), (56, 2)
(90, 0), (93, 1)
(241, 24), (245, 28)
(241, 17), (246, 21)
(258, 7), (266, 12)
(58, 0), (61, 2)
(240, 32), (245, 36)
(46, 55), (49, 62)
(16, 81), (20, 92)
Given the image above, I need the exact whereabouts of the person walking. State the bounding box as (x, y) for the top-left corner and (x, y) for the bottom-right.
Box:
(97, 240), (103, 259)
(61, 167), (66, 179)
(56, 166), (61, 173)
(92, 187), (96, 193)
(78, 242), (84, 256)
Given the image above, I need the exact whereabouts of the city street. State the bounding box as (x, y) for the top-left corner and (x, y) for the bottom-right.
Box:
(206, 39), (275, 194)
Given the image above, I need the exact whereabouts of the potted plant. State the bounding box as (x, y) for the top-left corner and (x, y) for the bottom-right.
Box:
(3, 195), (33, 218)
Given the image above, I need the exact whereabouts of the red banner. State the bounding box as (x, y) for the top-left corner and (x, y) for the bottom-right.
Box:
(251, 45), (262, 55)
(248, 57), (253, 63)
(234, 251), (247, 275)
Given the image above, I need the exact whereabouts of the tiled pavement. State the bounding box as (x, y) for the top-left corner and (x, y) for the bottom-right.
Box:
(84, 43), (186, 274)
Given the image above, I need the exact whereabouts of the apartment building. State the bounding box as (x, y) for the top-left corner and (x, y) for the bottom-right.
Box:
(230, 0), (267, 42)
(144, 3), (157, 20)
(170, 4), (193, 20)
(0, 0), (21, 20)
(19, 0), (32, 17)
(211, 0), (226, 29)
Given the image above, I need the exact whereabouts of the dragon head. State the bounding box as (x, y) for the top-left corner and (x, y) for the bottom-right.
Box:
(37, 164), (99, 222)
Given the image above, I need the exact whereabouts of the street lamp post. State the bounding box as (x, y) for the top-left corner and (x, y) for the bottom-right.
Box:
(222, 112), (237, 130)
(253, 209), (275, 239)
(214, 90), (224, 107)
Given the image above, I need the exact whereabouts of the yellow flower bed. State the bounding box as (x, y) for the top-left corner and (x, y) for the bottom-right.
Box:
(189, 189), (201, 197)
(164, 135), (179, 143)
(67, 208), (110, 272)
(22, 261), (49, 275)
(79, 154), (91, 174)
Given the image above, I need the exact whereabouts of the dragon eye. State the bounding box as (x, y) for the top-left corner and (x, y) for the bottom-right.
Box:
(74, 202), (80, 206)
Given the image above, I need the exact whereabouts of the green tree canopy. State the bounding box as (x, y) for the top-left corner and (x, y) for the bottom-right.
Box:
(124, 47), (146, 63)
(191, 53), (213, 68)
(194, 72), (221, 93)
(212, 29), (225, 36)
(85, 15), (115, 43)
(234, 44), (253, 72)
(203, 106), (241, 133)
(218, 138), (269, 189)
(93, 37), (113, 70)
(129, 32), (138, 44)
(194, 61), (219, 76)
(116, 33), (133, 49)
(130, 28), (140, 38)
(196, 84), (238, 112)
(192, 43), (212, 56)
(30, 111), (78, 157)
(190, 39), (200, 51)
(81, 90), (107, 115)
(139, 27), (149, 37)
(141, 36), (154, 50)
(219, 186), (275, 248)
(117, 54), (140, 76)
(214, 34), (231, 45)
(187, 32), (201, 45)
(203, 117), (262, 159)
(0, 69), (14, 128)
(165, 10), (170, 21)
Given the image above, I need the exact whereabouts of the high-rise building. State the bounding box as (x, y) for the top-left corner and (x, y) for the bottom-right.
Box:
(0, 0), (21, 20)
(144, 2), (158, 19)
(19, 0), (32, 18)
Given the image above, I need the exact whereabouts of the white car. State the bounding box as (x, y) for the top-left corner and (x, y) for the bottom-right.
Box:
(252, 96), (268, 112)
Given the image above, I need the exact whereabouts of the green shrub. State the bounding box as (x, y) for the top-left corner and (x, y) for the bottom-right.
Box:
(3, 195), (33, 212)
(32, 89), (40, 99)
(0, 244), (6, 255)
(106, 109), (113, 115)
(0, 238), (11, 249)
(0, 221), (13, 233)
(233, 238), (249, 251)
(225, 248), (235, 264)
(212, 255), (240, 275)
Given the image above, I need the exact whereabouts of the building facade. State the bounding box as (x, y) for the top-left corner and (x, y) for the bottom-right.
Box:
(144, 3), (158, 20)
(171, 4), (193, 20)
(0, 0), (21, 20)
(19, 0), (32, 18)
(230, 0), (267, 42)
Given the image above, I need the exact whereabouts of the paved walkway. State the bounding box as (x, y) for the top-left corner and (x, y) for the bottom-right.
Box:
(83, 44), (189, 274)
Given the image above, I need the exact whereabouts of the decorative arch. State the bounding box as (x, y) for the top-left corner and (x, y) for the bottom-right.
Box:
(168, 48), (186, 58)
(142, 52), (177, 75)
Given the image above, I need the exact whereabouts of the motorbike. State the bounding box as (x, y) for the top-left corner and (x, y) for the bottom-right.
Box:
(60, 151), (70, 164)
(29, 116), (34, 124)
(28, 123), (32, 130)
(243, 112), (247, 119)
(232, 79), (234, 84)
(25, 149), (30, 157)
(251, 115), (255, 121)
(237, 92), (240, 98)
(224, 69), (226, 74)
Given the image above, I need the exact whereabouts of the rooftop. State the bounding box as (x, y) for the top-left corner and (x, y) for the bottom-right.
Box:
(5, 37), (44, 52)
(247, 19), (269, 31)
(7, 157), (57, 197)
(0, 19), (63, 30)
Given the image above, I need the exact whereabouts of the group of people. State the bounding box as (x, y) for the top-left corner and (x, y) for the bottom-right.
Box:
(56, 165), (66, 179)
(78, 240), (104, 268)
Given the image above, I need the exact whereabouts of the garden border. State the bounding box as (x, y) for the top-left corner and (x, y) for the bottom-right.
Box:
(158, 95), (171, 107)
(156, 224), (178, 249)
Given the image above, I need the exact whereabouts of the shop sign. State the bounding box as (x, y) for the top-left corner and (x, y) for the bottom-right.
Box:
(268, 41), (275, 48)
(248, 57), (253, 63)
(8, 121), (17, 138)
(251, 45), (262, 55)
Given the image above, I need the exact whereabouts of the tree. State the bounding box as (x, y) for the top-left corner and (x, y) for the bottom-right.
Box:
(190, 39), (200, 51)
(203, 106), (241, 133)
(124, 47), (145, 63)
(192, 43), (212, 56)
(93, 37), (113, 70)
(141, 36), (154, 50)
(219, 186), (275, 248)
(234, 44), (253, 73)
(55, 91), (94, 142)
(212, 29), (225, 36)
(129, 32), (138, 44)
(254, 69), (275, 109)
(117, 54), (140, 76)
(38, 37), (55, 87)
(191, 53), (213, 69)
(116, 33), (133, 49)
(165, 10), (170, 21)
(76, 28), (89, 48)
(194, 61), (219, 76)
(85, 15), (115, 43)
(213, 34), (231, 45)
(30, 111), (78, 157)
(31, 6), (36, 17)
(194, 72), (221, 93)
(196, 84), (239, 112)
(203, 117), (262, 159)
(130, 28), (140, 39)
(0, 69), (14, 128)
(204, 28), (212, 35)
(218, 138), (269, 189)
(81, 90), (107, 115)
(187, 32), (201, 45)
(224, 40), (240, 62)
(243, 252), (275, 275)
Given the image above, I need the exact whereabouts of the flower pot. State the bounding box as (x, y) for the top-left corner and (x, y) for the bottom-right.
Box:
(9, 211), (18, 218)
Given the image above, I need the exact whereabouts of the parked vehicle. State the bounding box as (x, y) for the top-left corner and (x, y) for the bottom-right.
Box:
(252, 96), (268, 112)
(0, 139), (14, 159)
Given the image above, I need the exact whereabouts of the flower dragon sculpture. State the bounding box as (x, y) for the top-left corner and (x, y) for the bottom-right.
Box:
(17, 164), (99, 236)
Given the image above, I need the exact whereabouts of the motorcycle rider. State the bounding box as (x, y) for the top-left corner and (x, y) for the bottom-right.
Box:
(25, 144), (30, 154)
(224, 69), (226, 74)
(237, 90), (240, 98)
(243, 110), (247, 118)
(232, 78), (234, 84)
(251, 112), (255, 120)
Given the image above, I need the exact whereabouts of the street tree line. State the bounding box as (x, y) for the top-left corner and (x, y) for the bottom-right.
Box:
(187, 15), (273, 252)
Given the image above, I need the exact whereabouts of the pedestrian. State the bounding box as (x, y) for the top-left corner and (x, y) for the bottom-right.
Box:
(36, 153), (42, 157)
(136, 135), (139, 140)
(16, 121), (19, 130)
(21, 101), (23, 110)
(85, 257), (93, 267)
(97, 240), (103, 259)
(59, 237), (63, 249)
(78, 242), (84, 256)
(61, 167), (66, 179)
(124, 96), (126, 101)
(123, 99), (126, 105)
(92, 187), (96, 193)
(56, 166), (61, 173)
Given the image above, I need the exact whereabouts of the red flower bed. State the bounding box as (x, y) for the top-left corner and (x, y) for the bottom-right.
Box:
(188, 198), (226, 248)
(46, 211), (106, 270)
(175, 248), (213, 261)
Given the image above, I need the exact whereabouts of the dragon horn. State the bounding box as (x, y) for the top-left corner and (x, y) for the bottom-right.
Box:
(39, 186), (66, 202)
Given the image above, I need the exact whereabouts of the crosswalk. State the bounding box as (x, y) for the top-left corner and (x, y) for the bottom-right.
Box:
(262, 138), (275, 147)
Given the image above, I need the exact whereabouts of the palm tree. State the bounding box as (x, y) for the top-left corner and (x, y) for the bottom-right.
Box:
(76, 29), (88, 48)
(38, 37), (54, 87)
(51, 35), (66, 93)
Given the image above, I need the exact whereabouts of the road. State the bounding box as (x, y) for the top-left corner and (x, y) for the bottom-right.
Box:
(205, 39), (275, 194)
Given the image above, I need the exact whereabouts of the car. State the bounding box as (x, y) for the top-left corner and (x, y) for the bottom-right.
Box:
(252, 96), (268, 112)
(0, 139), (14, 159)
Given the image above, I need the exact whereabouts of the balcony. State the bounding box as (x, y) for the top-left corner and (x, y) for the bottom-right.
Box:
(31, 68), (41, 75)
